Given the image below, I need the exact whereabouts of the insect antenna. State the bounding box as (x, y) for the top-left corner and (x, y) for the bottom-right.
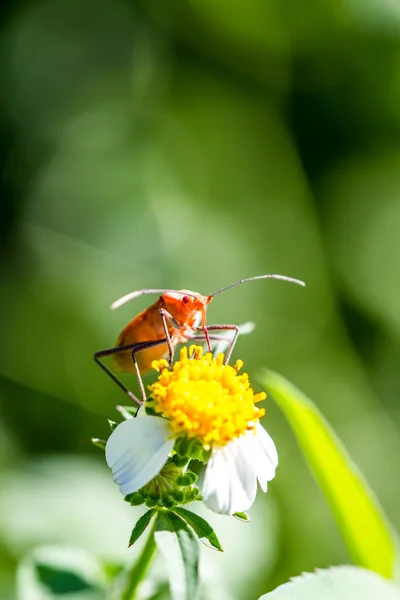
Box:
(208, 274), (305, 300)
(111, 289), (200, 310)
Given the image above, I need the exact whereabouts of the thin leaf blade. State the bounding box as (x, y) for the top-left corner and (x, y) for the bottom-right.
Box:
(260, 369), (397, 579)
(172, 507), (223, 551)
(91, 438), (106, 450)
(128, 509), (155, 548)
(233, 512), (251, 523)
(154, 511), (199, 600)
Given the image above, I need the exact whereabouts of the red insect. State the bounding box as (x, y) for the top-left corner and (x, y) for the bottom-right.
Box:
(95, 274), (305, 405)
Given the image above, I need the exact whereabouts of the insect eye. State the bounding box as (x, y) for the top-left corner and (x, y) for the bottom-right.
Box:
(182, 295), (190, 304)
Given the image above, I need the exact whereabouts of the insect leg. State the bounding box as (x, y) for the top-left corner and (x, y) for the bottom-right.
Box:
(190, 334), (232, 343)
(95, 350), (140, 406)
(193, 324), (239, 364)
(94, 339), (167, 406)
(159, 309), (185, 368)
(130, 343), (152, 405)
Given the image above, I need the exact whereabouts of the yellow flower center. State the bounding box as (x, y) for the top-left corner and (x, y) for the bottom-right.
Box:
(148, 346), (266, 450)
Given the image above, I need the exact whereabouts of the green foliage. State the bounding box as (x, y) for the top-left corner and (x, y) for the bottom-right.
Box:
(233, 512), (250, 522)
(172, 507), (223, 551)
(260, 370), (398, 579)
(17, 546), (106, 600)
(259, 567), (400, 600)
(154, 511), (200, 600)
(128, 509), (155, 547)
(91, 438), (106, 451)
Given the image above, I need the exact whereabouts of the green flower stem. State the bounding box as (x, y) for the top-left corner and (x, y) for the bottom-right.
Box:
(121, 524), (157, 600)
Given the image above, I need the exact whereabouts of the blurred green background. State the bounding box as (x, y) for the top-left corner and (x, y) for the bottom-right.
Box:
(0, 0), (399, 598)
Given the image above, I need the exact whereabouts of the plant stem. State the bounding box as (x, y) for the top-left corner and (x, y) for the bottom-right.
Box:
(120, 525), (157, 600)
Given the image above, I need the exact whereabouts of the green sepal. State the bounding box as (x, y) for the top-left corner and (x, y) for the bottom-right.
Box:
(185, 488), (201, 503)
(172, 507), (223, 552)
(179, 472), (198, 486)
(145, 497), (158, 508)
(173, 455), (190, 468)
(108, 419), (119, 431)
(233, 511), (251, 522)
(91, 438), (106, 450)
(174, 437), (191, 458)
(173, 490), (185, 503)
(128, 509), (155, 547)
(124, 492), (145, 506)
(191, 445), (211, 463)
(163, 495), (176, 509)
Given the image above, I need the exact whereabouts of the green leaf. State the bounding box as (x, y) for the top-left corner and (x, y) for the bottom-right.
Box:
(258, 566), (400, 600)
(91, 438), (106, 450)
(154, 511), (199, 600)
(116, 405), (136, 419)
(17, 545), (106, 600)
(233, 512), (251, 522)
(108, 419), (119, 432)
(260, 370), (397, 579)
(128, 509), (155, 547)
(172, 507), (223, 551)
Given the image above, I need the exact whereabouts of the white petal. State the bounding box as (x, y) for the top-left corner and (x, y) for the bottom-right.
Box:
(202, 440), (257, 515)
(202, 424), (279, 514)
(229, 437), (258, 505)
(106, 416), (174, 495)
(135, 405), (147, 418)
(202, 449), (231, 515)
(249, 424), (278, 492)
(255, 422), (278, 468)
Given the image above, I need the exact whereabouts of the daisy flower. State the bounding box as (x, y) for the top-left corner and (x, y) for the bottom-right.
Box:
(106, 346), (278, 515)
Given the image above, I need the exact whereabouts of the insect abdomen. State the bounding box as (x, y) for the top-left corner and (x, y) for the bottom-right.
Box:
(112, 300), (169, 375)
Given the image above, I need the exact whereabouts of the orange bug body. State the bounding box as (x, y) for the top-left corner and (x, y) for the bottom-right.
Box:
(112, 291), (210, 374)
(95, 274), (305, 406)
